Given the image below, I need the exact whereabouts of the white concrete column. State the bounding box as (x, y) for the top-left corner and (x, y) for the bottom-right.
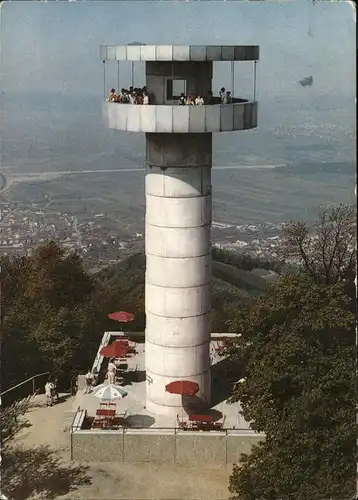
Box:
(145, 133), (212, 417)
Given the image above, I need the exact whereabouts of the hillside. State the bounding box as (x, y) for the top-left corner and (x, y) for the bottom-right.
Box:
(97, 249), (280, 331)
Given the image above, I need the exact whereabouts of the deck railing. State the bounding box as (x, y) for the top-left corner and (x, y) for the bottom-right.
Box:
(0, 372), (50, 406)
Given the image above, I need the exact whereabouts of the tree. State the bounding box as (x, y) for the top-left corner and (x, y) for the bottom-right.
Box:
(280, 203), (356, 285)
(0, 395), (34, 441)
(0, 242), (117, 392)
(0, 395), (91, 499)
(226, 272), (356, 500)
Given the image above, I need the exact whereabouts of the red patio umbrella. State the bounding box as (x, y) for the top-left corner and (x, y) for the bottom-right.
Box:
(100, 340), (130, 358)
(108, 311), (135, 323)
(165, 380), (199, 396)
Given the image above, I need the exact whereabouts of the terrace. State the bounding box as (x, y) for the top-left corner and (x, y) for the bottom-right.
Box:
(70, 331), (264, 464)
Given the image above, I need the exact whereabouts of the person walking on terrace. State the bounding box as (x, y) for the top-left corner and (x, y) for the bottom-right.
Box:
(107, 358), (117, 384)
(45, 379), (54, 407)
(53, 377), (60, 402)
(84, 370), (93, 394)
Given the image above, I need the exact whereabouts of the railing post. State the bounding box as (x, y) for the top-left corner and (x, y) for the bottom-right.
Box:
(253, 60), (257, 102)
(117, 60), (120, 93)
(102, 60), (106, 99)
(231, 61), (234, 96)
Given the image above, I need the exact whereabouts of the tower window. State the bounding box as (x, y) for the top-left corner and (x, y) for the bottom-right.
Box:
(166, 79), (187, 100)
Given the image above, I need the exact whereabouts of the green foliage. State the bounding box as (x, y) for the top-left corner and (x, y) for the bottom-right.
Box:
(1, 242), (272, 392)
(280, 202), (356, 285)
(211, 247), (284, 274)
(98, 250), (276, 334)
(0, 395), (34, 441)
(0, 242), (118, 390)
(227, 272), (356, 500)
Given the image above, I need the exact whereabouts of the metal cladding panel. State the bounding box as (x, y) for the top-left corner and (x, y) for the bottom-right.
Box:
(146, 167), (211, 197)
(146, 132), (212, 167)
(145, 312), (211, 347)
(114, 104), (127, 130)
(156, 45), (173, 61)
(145, 282), (211, 317)
(107, 103), (117, 129)
(246, 46), (260, 60)
(251, 101), (258, 127)
(190, 45), (207, 61)
(220, 104), (234, 131)
(243, 102), (253, 129)
(205, 105), (221, 132)
(99, 45), (107, 61)
(221, 46), (235, 61)
(126, 45), (141, 61)
(100, 44), (259, 62)
(233, 103), (245, 130)
(145, 225), (211, 258)
(140, 105), (156, 132)
(115, 45), (127, 60)
(156, 106), (173, 133)
(146, 194), (211, 227)
(189, 106), (206, 133)
(145, 369), (211, 411)
(173, 45), (190, 61)
(172, 106), (190, 133)
(141, 45), (156, 61)
(126, 105), (141, 132)
(106, 45), (117, 60)
(234, 46), (246, 60)
(146, 255), (211, 288)
(145, 342), (210, 377)
(206, 46), (222, 61)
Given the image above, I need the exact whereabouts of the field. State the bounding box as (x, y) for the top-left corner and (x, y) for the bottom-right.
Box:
(2, 92), (355, 228)
(5, 165), (354, 230)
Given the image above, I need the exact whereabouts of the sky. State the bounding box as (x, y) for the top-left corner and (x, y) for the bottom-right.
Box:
(0, 1), (356, 101)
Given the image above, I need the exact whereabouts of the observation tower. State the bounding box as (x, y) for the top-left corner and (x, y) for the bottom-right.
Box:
(100, 44), (259, 417)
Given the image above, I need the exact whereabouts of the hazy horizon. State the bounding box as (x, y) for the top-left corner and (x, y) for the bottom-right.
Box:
(0, 1), (356, 227)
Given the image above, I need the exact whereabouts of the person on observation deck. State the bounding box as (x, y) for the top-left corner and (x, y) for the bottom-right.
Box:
(219, 87), (226, 103)
(178, 93), (186, 105)
(136, 91), (143, 105)
(186, 95), (195, 105)
(223, 91), (232, 104)
(207, 90), (214, 105)
(195, 95), (204, 105)
(122, 89), (130, 103)
(143, 91), (149, 105)
(107, 88), (117, 102)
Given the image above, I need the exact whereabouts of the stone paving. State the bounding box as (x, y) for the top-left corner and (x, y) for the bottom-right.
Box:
(5, 394), (231, 499)
(74, 340), (252, 431)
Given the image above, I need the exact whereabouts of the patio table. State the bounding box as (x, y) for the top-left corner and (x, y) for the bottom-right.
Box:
(189, 414), (214, 423)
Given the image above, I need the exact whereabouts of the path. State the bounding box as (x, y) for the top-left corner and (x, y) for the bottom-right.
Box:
(3, 394), (231, 500)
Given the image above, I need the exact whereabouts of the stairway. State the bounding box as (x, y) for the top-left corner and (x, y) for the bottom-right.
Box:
(63, 409), (77, 432)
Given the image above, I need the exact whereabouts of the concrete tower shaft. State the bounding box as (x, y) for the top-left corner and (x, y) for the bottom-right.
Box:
(100, 44), (259, 417)
(145, 133), (212, 415)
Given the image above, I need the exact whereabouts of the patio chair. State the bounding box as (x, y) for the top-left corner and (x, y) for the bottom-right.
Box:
(213, 415), (226, 430)
(176, 414), (188, 430)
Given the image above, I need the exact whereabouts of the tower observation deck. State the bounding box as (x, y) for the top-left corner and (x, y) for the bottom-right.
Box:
(100, 44), (259, 417)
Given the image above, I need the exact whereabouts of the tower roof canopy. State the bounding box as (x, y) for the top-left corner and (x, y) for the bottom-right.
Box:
(100, 44), (259, 62)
